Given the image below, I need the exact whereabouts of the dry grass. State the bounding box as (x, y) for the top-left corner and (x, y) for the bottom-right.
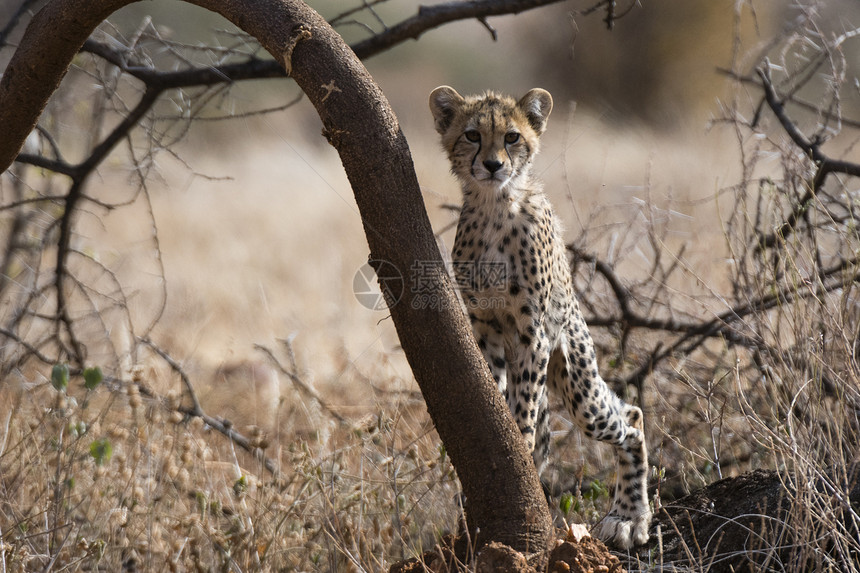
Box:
(0, 375), (461, 572)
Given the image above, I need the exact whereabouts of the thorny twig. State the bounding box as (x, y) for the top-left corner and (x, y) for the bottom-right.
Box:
(753, 64), (860, 252)
(140, 337), (203, 416)
(255, 343), (348, 425)
(137, 338), (282, 478)
(579, 0), (638, 30)
(570, 240), (857, 393)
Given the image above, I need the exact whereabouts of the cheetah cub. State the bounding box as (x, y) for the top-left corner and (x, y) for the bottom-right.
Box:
(430, 86), (651, 549)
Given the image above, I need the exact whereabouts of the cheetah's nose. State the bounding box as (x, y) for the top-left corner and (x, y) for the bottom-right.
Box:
(483, 159), (503, 174)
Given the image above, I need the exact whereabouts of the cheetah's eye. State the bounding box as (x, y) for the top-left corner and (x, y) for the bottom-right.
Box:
(505, 132), (520, 144)
(464, 130), (481, 143)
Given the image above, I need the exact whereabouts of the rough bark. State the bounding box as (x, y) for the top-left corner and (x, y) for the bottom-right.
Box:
(0, 0), (552, 552)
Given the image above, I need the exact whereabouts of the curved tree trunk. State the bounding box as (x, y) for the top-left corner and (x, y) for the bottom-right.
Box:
(0, 0), (553, 552)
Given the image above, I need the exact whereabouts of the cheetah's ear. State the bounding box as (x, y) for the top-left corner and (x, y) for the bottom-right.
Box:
(429, 86), (464, 135)
(519, 88), (553, 135)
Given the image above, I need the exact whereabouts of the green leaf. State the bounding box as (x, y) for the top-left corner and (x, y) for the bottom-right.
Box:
(591, 480), (609, 499)
(51, 363), (69, 392)
(583, 480), (609, 501)
(83, 366), (103, 390)
(233, 475), (248, 496)
(559, 492), (573, 514)
(195, 491), (208, 514)
(89, 439), (113, 466)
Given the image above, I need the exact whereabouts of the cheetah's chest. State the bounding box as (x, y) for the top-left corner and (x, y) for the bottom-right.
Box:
(453, 211), (514, 298)
(454, 199), (563, 310)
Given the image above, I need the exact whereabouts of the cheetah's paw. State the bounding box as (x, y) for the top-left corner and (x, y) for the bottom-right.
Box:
(594, 510), (651, 549)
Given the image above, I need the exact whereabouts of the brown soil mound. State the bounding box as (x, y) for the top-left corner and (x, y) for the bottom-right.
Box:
(544, 537), (625, 573)
(389, 531), (624, 573)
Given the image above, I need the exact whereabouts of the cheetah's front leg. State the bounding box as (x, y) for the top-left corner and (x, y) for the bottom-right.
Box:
(508, 325), (551, 467)
(556, 325), (651, 549)
(467, 310), (508, 397)
(593, 402), (651, 549)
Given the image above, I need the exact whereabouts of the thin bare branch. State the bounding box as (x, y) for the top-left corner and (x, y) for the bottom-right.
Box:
(753, 65), (860, 251)
(718, 67), (860, 131)
(350, 0), (568, 59)
(255, 343), (348, 425)
(139, 337), (203, 416)
(0, 0), (40, 47)
(136, 337), (282, 477)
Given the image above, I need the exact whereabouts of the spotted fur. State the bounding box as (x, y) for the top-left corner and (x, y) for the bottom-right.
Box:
(429, 86), (651, 549)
